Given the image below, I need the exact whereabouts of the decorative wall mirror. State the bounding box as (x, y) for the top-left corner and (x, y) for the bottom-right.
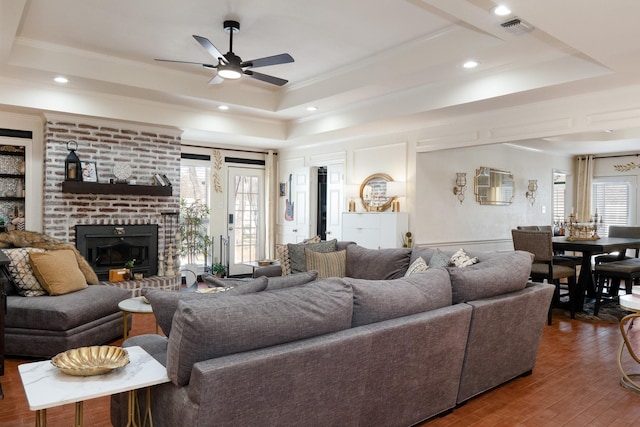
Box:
(474, 167), (514, 205)
(360, 173), (394, 212)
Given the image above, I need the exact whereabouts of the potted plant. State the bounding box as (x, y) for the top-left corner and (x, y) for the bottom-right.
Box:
(212, 262), (226, 278)
(123, 259), (135, 280)
(179, 198), (210, 265)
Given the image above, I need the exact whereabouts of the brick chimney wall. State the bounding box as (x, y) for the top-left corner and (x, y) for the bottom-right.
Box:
(42, 118), (181, 250)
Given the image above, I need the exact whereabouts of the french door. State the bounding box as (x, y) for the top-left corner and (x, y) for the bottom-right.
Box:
(227, 167), (264, 276)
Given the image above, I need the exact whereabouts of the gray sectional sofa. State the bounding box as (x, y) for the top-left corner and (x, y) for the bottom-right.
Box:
(111, 244), (553, 427)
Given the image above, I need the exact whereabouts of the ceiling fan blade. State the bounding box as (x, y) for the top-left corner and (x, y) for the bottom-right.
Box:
(155, 59), (217, 69)
(193, 35), (226, 62)
(241, 53), (294, 69)
(208, 74), (224, 85)
(244, 70), (288, 86)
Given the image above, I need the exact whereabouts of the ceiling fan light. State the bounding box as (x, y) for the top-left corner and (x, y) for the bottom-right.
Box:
(218, 66), (242, 80)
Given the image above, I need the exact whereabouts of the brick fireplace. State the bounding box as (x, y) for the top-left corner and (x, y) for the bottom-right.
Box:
(42, 115), (181, 254)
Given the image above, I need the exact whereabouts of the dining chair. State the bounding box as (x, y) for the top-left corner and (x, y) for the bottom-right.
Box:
(516, 225), (582, 268)
(512, 229), (579, 324)
(591, 226), (640, 315)
(594, 225), (640, 264)
(593, 258), (640, 315)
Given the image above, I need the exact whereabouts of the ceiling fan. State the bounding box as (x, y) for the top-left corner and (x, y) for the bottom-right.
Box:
(156, 20), (294, 86)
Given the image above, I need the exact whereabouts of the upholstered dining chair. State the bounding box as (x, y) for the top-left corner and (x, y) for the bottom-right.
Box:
(512, 229), (579, 324)
(516, 225), (582, 268)
(595, 225), (640, 264)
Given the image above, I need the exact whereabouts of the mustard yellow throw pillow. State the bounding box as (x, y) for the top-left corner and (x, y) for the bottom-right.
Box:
(29, 249), (88, 295)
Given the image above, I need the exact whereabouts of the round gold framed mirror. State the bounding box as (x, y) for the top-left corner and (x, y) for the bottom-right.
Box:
(360, 173), (394, 212)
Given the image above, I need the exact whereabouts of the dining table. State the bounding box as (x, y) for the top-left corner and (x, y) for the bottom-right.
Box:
(552, 236), (640, 311)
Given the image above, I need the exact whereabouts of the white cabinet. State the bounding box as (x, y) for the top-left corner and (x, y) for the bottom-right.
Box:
(341, 212), (409, 249)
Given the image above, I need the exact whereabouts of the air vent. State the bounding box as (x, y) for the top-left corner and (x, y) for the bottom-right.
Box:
(500, 17), (534, 35)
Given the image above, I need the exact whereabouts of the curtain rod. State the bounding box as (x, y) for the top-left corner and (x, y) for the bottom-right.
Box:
(181, 142), (277, 156)
(577, 153), (639, 160)
(593, 152), (639, 160)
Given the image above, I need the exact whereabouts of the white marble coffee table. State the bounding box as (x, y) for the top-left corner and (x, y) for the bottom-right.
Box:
(19, 345), (169, 426)
(118, 296), (158, 339)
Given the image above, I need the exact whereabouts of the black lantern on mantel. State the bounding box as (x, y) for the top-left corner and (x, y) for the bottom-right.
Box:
(64, 140), (82, 181)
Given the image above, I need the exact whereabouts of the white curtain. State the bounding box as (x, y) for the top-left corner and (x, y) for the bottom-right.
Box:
(265, 150), (277, 258)
(575, 155), (594, 222)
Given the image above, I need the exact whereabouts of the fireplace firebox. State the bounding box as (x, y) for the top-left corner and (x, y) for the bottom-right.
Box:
(75, 225), (158, 281)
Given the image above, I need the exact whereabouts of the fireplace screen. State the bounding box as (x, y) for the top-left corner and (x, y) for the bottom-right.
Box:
(76, 225), (158, 281)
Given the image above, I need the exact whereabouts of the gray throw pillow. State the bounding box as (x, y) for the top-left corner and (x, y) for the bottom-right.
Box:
(345, 268), (452, 327)
(265, 270), (318, 291)
(166, 278), (353, 386)
(345, 245), (411, 279)
(143, 276), (268, 336)
(287, 239), (337, 273)
(428, 248), (451, 269)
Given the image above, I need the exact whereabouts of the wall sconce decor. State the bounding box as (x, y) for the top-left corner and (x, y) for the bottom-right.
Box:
(64, 140), (83, 181)
(526, 179), (538, 206)
(452, 172), (467, 204)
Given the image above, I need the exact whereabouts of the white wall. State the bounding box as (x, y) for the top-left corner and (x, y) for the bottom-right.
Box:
(278, 136), (573, 252)
(416, 144), (573, 250)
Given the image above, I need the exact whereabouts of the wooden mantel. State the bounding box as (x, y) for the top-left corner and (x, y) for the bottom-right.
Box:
(61, 181), (172, 196)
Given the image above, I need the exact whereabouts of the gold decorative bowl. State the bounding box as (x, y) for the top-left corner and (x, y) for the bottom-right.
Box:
(258, 259), (274, 266)
(51, 346), (130, 376)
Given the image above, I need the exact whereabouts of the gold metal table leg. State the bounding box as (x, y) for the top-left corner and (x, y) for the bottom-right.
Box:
(35, 409), (46, 426)
(122, 311), (130, 340)
(75, 401), (83, 426)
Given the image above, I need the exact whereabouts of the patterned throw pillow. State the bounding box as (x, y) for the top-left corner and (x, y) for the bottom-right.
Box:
(2, 248), (47, 296)
(276, 244), (292, 276)
(404, 256), (429, 277)
(305, 248), (346, 279)
(450, 248), (479, 268)
(276, 236), (322, 276)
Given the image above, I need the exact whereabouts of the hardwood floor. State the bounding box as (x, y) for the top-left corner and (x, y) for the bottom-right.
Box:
(1, 310), (639, 426)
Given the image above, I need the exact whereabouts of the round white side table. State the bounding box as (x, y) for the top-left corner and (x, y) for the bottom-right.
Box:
(118, 296), (158, 340)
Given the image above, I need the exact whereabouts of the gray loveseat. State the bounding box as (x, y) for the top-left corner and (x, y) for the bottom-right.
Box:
(0, 231), (131, 358)
(111, 244), (553, 427)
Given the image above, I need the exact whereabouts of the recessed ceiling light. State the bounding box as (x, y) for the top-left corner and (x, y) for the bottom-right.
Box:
(53, 76), (69, 84)
(462, 60), (479, 69)
(218, 105), (229, 110)
(306, 106), (318, 112)
(493, 5), (512, 16)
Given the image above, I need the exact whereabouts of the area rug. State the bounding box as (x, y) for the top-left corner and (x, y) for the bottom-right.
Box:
(553, 300), (633, 324)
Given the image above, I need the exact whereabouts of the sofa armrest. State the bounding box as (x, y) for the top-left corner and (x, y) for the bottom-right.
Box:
(253, 264), (282, 278)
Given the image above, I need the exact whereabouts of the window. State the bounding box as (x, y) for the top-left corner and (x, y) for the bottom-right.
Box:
(592, 176), (634, 237)
(179, 156), (211, 268)
(553, 172), (567, 223)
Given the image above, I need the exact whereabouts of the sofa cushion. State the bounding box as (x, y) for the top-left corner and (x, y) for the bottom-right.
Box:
(287, 239), (337, 273)
(447, 250), (532, 304)
(345, 268), (452, 327)
(5, 284), (130, 330)
(167, 278), (353, 386)
(265, 270), (318, 291)
(305, 248), (346, 278)
(144, 276), (268, 336)
(2, 247), (47, 296)
(29, 249), (88, 295)
(345, 245), (411, 279)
